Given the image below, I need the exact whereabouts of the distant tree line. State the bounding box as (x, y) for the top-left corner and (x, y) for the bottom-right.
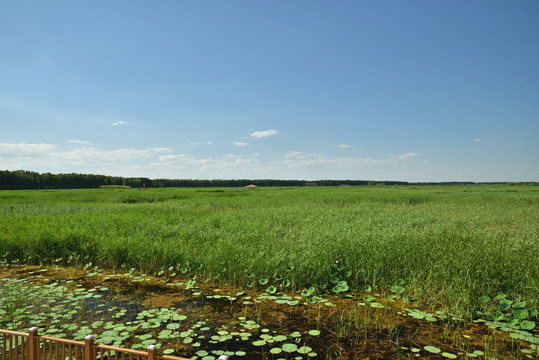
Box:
(0, 169), (507, 190)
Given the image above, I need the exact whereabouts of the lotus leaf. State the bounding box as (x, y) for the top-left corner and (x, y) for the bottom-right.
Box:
(498, 299), (513, 311)
(297, 346), (313, 354)
(363, 295), (375, 302)
(424, 346), (441, 354)
(513, 301), (527, 309)
(300, 287), (314, 297)
(282, 343), (298, 352)
(478, 296), (490, 304)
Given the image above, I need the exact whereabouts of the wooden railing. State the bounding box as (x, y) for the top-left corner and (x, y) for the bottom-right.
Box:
(0, 328), (197, 360)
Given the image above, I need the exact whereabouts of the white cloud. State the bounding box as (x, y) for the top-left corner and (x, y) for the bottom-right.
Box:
(283, 151), (379, 168)
(232, 141), (248, 147)
(0, 143), (56, 155)
(282, 151), (422, 168)
(250, 130), (278, 138)
(0, 142), (429, 180)
(111, 121), (128, 126)
(474, 138), (481, 142)
(159, 153), (262, 173)
(0, 143), (176, 174)
(339, 144), (353, 149)
(68, 140), (91, 145)
(390, 152), (421, 160)
(190, 141), (213, 146)
(147, 147), (174, 153)
(284, 151), (308, 159)
(159, 154), (189, 162)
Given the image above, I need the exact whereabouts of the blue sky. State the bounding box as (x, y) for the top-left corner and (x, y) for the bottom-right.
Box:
(1, 1), (538, 181)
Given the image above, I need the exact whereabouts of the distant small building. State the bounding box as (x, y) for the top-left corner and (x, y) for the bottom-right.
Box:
(244, 184), (258, 189)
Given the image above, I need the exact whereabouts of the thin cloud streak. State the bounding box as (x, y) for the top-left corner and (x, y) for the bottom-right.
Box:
(283, 151), (421, 168)
(250, 130), (278, 138)
(390, 152), (421, 160)
(0, 143), (174, 167)
(0, 143), (56, 154)
(283, 151), (380, 168)
(111, 121), (128, 126)
(190, 141), (213, 146)
(68, 140), (91, 145)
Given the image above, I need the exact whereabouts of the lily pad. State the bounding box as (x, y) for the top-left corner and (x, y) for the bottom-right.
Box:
(424, 346), (441, 354)
(282, 343), (298, 353)
(478, 296), (490, 304)
(442, 352), (457, 359)
(498, 299), (513, 311)
(297, 346), (313, 354)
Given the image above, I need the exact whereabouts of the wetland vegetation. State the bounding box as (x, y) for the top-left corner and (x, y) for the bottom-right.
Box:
(1, 185), (538, 359)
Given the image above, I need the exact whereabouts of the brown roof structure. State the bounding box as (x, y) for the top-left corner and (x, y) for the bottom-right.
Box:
(244, 184), (258, 188)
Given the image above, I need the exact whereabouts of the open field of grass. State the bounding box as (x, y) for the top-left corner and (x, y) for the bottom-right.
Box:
(1, 185), (538, 311)
(1, 185), (538, 359)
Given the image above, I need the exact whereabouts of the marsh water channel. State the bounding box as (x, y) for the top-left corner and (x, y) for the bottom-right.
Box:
(1, 265), (538, 359)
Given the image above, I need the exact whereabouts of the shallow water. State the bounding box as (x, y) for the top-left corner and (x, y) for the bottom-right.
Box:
(1, 265), (538, 360)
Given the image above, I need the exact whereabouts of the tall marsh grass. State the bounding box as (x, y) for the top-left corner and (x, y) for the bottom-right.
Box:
(1, 185), (538, 311)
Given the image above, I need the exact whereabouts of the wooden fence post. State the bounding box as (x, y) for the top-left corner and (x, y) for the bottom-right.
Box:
(84, 335), (95, 360)
(147, 345), (156, 360)
(27, 327), (39, 360)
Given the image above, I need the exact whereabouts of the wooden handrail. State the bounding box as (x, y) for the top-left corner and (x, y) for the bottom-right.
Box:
(0, 328), (194, 360)
(39, 336), (81, 346)
(0, 329), (28, 337)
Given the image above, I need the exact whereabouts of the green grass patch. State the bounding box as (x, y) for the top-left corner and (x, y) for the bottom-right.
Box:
(0, 185), (538, 313)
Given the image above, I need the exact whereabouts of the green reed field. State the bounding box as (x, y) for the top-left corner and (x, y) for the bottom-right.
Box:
(1, 185), (538, 313)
